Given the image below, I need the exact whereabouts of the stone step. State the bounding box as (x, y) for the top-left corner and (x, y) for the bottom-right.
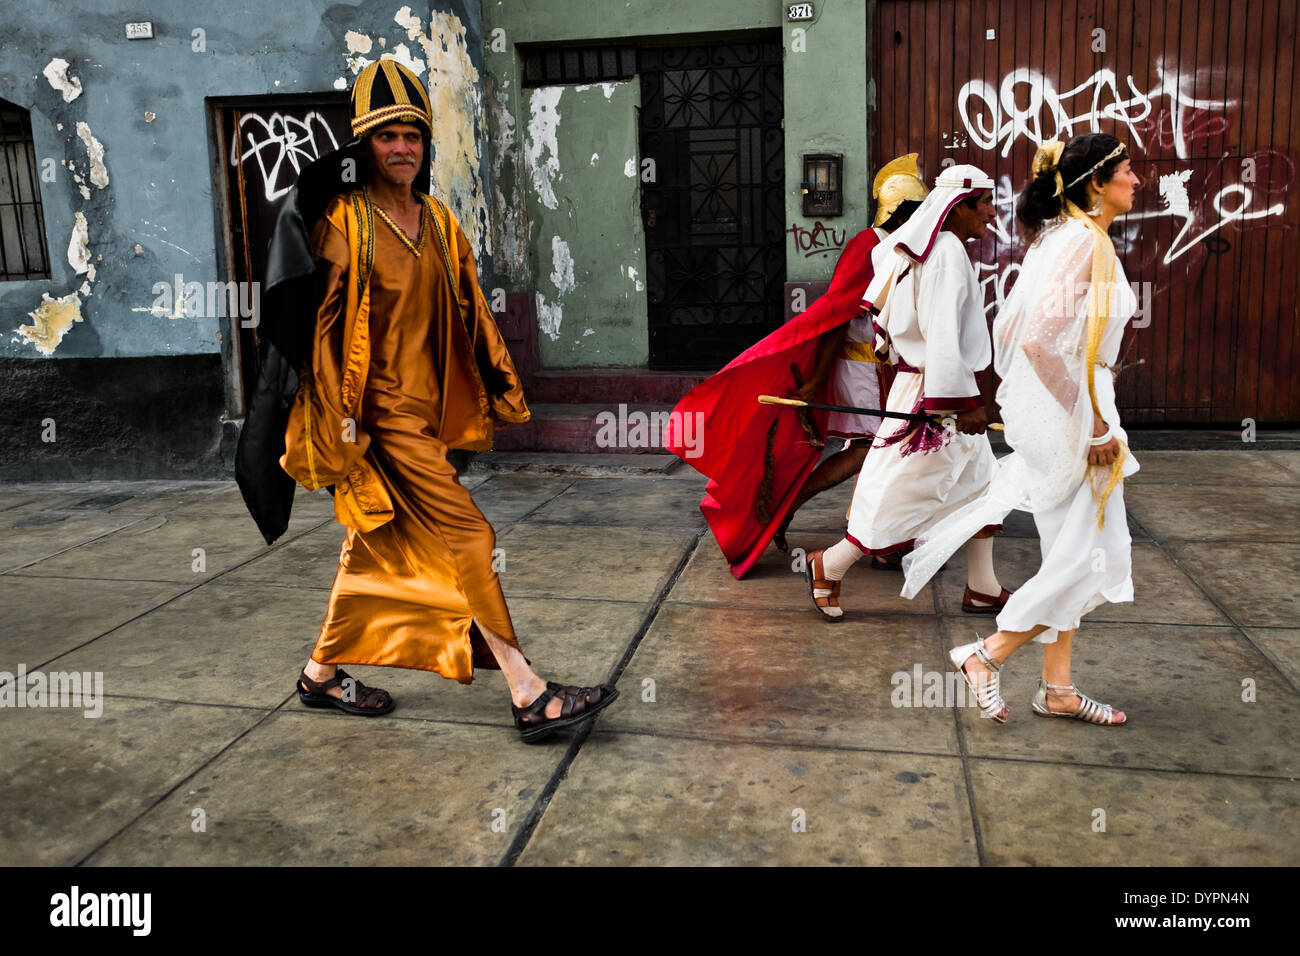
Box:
(493, 402), (688, 455)
(467, 451), (685, 475)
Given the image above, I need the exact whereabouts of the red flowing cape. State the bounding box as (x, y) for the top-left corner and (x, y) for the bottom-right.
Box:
(665, 228), (884, 578)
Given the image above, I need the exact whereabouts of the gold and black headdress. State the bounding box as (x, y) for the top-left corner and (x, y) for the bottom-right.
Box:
(349, 60), (433, 140)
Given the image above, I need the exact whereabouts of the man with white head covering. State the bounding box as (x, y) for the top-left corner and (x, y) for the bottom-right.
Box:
(773, 154), (930, 554)
(805, 164), (1007, 620)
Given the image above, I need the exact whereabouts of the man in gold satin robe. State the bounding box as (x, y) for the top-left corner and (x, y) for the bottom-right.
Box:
(279, 60), (616, 742)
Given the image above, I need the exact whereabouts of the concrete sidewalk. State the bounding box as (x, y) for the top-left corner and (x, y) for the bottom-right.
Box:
(2, 448), (1298, 865)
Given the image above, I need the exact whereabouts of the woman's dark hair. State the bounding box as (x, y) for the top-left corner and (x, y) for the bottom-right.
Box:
(881, 198), (922, 232)
(1016, 132), (1127, 243)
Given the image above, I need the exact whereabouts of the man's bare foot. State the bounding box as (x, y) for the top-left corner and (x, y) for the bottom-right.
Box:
(297, 660), (393, 715)
(305, 658), (566, 718)
(515, 678), (563, 719)
(301, 659), (343, 698)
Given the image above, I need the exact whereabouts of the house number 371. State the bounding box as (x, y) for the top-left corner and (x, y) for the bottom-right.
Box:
(787, 3), (814, 21)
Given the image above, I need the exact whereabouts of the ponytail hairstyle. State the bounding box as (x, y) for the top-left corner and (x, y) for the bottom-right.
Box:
(1016, 132), (1127, 244)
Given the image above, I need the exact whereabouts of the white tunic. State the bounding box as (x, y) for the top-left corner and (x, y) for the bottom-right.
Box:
(996, 225), (1139, 642)
(900, 218), (1140, 643)
(827, 228), (889, 439)
(845, 232), (996, 553)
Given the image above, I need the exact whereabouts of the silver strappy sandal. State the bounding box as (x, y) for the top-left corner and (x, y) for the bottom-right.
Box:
(1031, 679), (1126, 725)
(948, 635), (1008, 722)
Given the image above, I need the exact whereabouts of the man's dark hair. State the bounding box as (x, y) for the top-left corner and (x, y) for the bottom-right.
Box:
(880, 199), (922, 232)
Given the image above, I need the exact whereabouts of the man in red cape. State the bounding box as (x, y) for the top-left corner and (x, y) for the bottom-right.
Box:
(665, 155), (928, 578)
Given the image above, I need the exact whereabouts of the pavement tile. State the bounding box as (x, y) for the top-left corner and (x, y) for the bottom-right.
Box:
(166, 483), (332, 520)
(1267, 451), (1300, 480)
(1127, 450), (1299, 486)
(4, 469), (1298, 866)
(49, 584), (330, 709)
(85, 714), (560, 866)
(217, 522), (348, 590)
(670, 533), (937, 615)
(496, 522), (696, 603)
(522, 477), (707, 532)
(518, 733), (977, 865)
(0, 511), (150, 573)
(0, 493), (40, 512)
(940, 619), (1300, 778)
(776, 482), (1069, 541)
(359, 596), (647, 725)
(73, 481), (231, 516)
(606, 603), (959, 754)
(662, 466), (709, 481)
(931, 539), (1229, 625)
(971, 760), (1300, 865)
(1169, 541), (1300, 628)
(0, 576), (191, 672)
(1124, 484), (1300, 542)
(1242, 628), (1300, 691)
(15, 510), (329, 583)
(0, 482), (227, 516)
(781, 486), (855, 534)
(0, 699), (267, 866)
(466, 474), (576, 525)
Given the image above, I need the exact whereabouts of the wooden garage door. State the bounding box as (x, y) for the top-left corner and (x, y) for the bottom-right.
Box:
(873, 0), (1299, 423)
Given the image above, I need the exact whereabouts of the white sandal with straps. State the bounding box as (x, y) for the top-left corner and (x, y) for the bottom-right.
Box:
(1031, 679), (1126, 725)
(948, 635), (1008, 722)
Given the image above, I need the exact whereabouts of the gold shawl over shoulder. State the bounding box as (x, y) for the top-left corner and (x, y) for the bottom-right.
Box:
(1031, 140), (1128, 529)
(280, 190), (530, 532)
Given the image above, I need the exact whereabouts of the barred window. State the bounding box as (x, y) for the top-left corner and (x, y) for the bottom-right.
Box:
(0, 100), (51, 281)
(520, 44), (637, 87)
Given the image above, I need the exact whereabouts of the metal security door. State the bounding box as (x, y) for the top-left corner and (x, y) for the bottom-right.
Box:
(639, 38), (786, 370)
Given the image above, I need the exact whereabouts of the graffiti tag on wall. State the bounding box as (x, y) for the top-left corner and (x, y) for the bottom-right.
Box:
(232, 111), (340, 203)
(956, 55), (1291, 317)
(788, 220), (847, 259)
(957, 59), (1232, 160)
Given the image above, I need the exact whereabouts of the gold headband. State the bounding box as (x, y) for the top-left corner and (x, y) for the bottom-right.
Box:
(1065, 143), (1128, 189)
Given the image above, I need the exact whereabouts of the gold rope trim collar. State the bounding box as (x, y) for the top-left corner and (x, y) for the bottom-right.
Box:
(371, 201), (428, 257)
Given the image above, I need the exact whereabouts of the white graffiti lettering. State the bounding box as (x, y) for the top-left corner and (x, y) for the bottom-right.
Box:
(232, 111), (340, 202)
(958, 59), (1232, 160)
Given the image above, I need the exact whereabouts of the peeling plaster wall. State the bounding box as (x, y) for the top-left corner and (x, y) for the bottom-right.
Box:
(0, 0), (489, 363)
(524, 82), (648, 368)
(482, 0), (785, 368)
(0, 0), (488, 478)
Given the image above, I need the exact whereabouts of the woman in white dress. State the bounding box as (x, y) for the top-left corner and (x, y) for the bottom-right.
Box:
(900, 133), (1142, 725)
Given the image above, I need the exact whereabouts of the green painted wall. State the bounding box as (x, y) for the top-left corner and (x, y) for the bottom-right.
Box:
(782, 1), (871, 281)
(483, 0), (873, 367)
(524, 81), (648, 368)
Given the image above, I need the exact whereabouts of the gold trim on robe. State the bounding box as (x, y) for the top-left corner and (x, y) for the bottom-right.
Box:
(278, 189), (533, 680)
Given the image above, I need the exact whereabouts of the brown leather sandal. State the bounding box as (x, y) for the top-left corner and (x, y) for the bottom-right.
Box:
(512, 681), (619, 743)
(961, 585), (1013, 614)
(297, 667), (395, 716)
(805, 549), (843, 621)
